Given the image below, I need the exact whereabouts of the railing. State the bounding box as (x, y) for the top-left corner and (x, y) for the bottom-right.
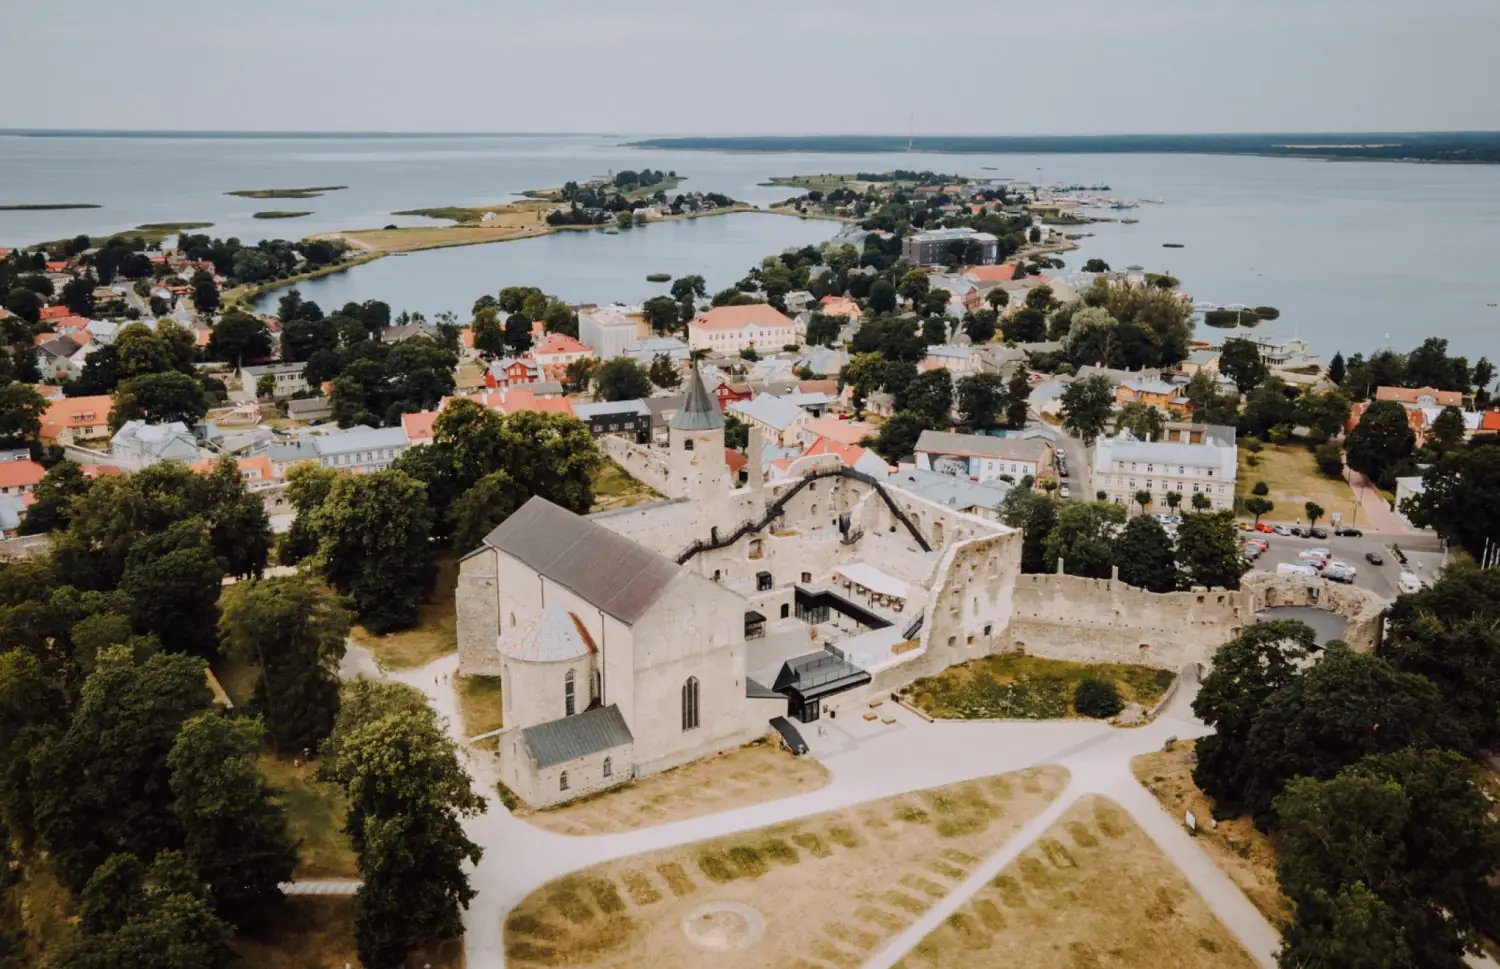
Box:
(676, 467), (931, 564)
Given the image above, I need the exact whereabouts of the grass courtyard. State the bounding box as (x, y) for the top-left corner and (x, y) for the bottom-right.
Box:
(457, 674), (503, 741)
(590, 459), (663, 513)
(504, 766), (1069, 968)
(1236, 442), (1359, 525)
(258, 753), (358, 880)
(894, 795), (1259, 969)
(350, 553), (460, 670)
(521, 742), (830, 836)
(901, 654), (1176, 721)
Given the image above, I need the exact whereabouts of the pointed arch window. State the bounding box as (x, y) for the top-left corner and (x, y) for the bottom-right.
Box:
(603, 757), (613, 778)
(682, 676), (700, 731)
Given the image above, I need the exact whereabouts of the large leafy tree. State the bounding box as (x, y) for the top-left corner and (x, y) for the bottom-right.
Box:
(168, 713), (296, 926)
(1192, 620), (1316, 814)
(1274, 748), (1500, 969)
(1402, 442), (1500, 558)
(18, 460), (90, 535)
(1003, 365), (1031, 429)
(868, 411), (932, 463)
(1345, 399), (1416, 489)
(0, 380), (46, 448)
(955, 372), (1006, 432)
(109, 372), (210, 431)
(0, 648), (67, 839)
(1218, 338), (1269, 394)
(218, 576), (351, 752)
(897, 368), (952, 427)
(1175, 510), (1247, 590)
(1042, 501), (1126, 579)
(1000, 487), (1059, 574)
(206, 309), (271, 364)
(1238, 646), (1468, 824)
(1295, 388), (1353, 443)
(1113, 515), (1177, 592)
(1427, 405), (1467, 454)
(594, 357), (650, 401)
(1059, 374), (1114, 444)
(1241, 377), (1296, 437)
(1115, 400), (1165, 441)
(278, 462), (340, 565)
(311, 470), (435, 633)
(118, 518), (224, 657)
(31, 652), (213, 890)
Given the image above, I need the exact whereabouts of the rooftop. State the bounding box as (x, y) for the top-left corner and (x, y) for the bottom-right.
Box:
(888, 467), (1012, 511)
(914, 429), (1051, 462)
(521, 703), (634, 769)
(690, 304), (795, 332)
(729, 394), (807, 431)
(672, 366), (724, 432)
(310, 425), (409, 457)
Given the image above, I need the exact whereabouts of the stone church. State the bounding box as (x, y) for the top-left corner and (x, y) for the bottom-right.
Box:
(458, 367), (1024, 807)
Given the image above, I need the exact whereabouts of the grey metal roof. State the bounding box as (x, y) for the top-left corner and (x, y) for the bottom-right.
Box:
(521, 704), (633, 769)
(915, 429), (1049, 463)
(483, 496), (680, 625)
(572, 399), (650, 420)
(672, 366), (724, 431)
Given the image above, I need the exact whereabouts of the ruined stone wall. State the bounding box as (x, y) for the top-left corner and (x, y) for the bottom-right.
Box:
(455, 549), (502, 675)
(1241, 572), (1386, 651)
(598, 435), (674, 497)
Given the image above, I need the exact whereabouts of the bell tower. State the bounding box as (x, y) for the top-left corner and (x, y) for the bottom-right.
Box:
(669, 365), (728, 500)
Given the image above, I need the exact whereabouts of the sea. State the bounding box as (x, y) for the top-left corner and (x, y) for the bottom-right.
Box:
(1, 131), (1498, 362)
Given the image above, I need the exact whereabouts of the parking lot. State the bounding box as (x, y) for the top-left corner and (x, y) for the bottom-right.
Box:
(1242, 528), (1446, 599)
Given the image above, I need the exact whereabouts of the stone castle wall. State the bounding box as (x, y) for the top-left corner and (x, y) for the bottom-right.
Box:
(598, 435), (674, 497)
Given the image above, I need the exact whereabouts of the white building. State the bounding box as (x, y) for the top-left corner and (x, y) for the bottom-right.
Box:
(578, 307), (641, 360)
(1091, 426), (1237, 513)
(240, 362), (310, 399)
(688, 304), (797, 355)
(728, 394), (814, 447)
(309, 425), (410, 474)
(914, 430), (1053, 483)
(109, 420), (206, 469)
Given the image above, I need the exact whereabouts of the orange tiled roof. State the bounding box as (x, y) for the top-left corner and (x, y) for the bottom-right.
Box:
(801, 417), (875, 446)
(0, 461), (45, 490)
(803, 436), (868, 468)
(691, 304), (794, 332)
(401, 409), (440, 443)
(532, 332), (592, 356)
(39, 306), (71, 320)
(964, 264), (1018, 283)
(460, 389), (574, 417)
(1482, 411), (1500, 433)
(54, 315), (90, 331)
(81, 464), (123, 479)
(1375, 386), (1464, 408)
(39, 395), (113, 440)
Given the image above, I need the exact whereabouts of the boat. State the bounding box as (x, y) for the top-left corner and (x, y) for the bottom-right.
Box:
(1163, 243), (1185, 248)
(603, 227), (619, 235)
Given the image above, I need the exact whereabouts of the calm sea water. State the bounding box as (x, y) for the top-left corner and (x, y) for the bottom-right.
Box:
(2, 132), (1497, 359)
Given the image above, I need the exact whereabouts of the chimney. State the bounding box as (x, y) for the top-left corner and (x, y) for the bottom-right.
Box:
(747, 427), (765, 494)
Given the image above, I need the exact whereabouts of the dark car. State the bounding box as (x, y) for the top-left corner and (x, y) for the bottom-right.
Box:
(1290, 527), (1306, 537)
(1310, 527), (1328, 539)
(1335, 527), (1363, 537)
(1365, 551), (1385, 566)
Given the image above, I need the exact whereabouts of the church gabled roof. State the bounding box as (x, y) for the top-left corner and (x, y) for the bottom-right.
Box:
(671, 366), (724, 432)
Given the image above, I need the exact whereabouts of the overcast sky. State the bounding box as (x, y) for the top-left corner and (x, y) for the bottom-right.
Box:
(3, 0), (1497, 134)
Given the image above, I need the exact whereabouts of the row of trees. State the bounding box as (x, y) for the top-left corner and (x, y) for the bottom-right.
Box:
(840, 356), (1033, 462)
(1194, 567), (1500, 965)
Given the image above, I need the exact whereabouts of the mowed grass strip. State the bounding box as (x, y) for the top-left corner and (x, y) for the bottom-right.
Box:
(902, 653), (1175, 720)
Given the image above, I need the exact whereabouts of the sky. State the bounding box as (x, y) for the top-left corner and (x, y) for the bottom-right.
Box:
(3, 0), (1499, 135)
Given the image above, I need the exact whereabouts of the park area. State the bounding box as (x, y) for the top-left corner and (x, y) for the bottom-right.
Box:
(1236, 443), (1359, 525)
(519, 742), (829, 836)
(893, 795), (1258, 969)
(349, 555), (460, 671)
(899, 654), (1176, 721)
(503, 767), (1068, 969)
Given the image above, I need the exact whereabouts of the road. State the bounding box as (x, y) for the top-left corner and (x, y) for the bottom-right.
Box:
(1243, 528), (1445, 598)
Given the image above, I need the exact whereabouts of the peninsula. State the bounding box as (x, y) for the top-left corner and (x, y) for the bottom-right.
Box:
(227, 185), (347, 199)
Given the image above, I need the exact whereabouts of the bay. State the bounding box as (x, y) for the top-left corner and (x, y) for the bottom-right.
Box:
(1, 132), (1498, 360)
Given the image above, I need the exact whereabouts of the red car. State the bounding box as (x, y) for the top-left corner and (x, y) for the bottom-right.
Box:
(1254, 522), (1274, 533)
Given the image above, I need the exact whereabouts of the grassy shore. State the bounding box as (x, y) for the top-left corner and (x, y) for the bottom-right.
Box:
(29, 221), (214, 250)
(227, 186), (346, 199)
(221, 251), (385, 308)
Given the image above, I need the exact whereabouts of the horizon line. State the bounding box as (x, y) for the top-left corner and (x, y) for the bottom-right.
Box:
(3, 127), (1499, 138)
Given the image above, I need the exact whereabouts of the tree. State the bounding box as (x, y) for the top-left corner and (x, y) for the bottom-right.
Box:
(1074, 678), (1123, 718)
(3, 288), (42, 323)
(1114, 515), (1177, 592)
(1059, 374), (1114, 444)
(1003, 366), (1031, 429)
(503, 313), (533, 354)
(0, 380), (46, 448)
(723, 413), (749, 451)
(1428, 405), (1466, 454)
(61, 852), (237, 969)
(868, 412), (930, 463)
(310, 471), (434, 634)
(118, 518), (224, 657)
(1327, 351), (1346, 386)
(594, 357), (650, 402)
(279, 463), (339, 565)
(1304, 502), (1325, 528)
(962, 308), (997, 345)
(1345, 400), (1416, 489)
(1238, 646), (1468, 824)
(31, 652), (213, 890)
(1251, 481), (1269, 496)
(1241, 377), (1296, 438)
(1133, 489), (1152, 515)
(1244, 496), (1273, 524)
(451, 470), (522, 551)
(841, 352), (886, 416)
(321, 689), (485, 969)
(1274, 748), (1500, 969)
(1183, 370), (1241, 427)
(562, 357), (600, 394)
(1191, 491), (1211, 511)
(1115, 401), (1165, 441)
(1404, 336), (1469, 392)
(1402, 443), (1500, 559)
(640, 296), (679, 334)
(1314, 442), (1344, 478)
(168, 713), (296, 926)
(1175, 510), (1246, 589)
(1294, 388), (1352, 443)
(1001, 488), (1059, 574)
(868, 278), (896, 314)
(1165, 491), (1182, 512)
(1219, 338), (1269, 394)
(1044, 501), (1126, 579)
(805, 312), (841, 347)
(1082, 258), (1110, 273)
(1379, 567), (1500, 749)
(899, 369), (952, 426)
(898, 269), (930, 306)
(191, 271), (219, 316)
(648, 353), (681, 390)
(218, 577), (351, 752)
(207, 310), (270, 364)
(985, 288), (1009, 311)
(253, 373), (274, 399)
(110, 372), (209, 431)
(670, 274), (706, 303)
(470, 307), (505, 358)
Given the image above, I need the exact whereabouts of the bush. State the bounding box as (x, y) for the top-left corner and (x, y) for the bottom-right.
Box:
(1242, 436), (1263, 453)
(1247, 455), (1260, 467)
(1074, 678), (1123, 718)
(1252, 481), (1269, 496)
(1314, 442), (1344, 478)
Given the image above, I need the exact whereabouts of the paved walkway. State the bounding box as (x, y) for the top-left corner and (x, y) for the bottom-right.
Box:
(1343, 467), (1409, 533)
(281, 879), (360, 896)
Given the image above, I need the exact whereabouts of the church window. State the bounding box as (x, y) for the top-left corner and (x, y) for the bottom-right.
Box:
(603, 757), (612, 778)
(560, 770), (569, 791)
(682, 677), (700, 731)
(684, 437), (695, 451)
(781, 603), (790, 619)
(565, 669), (576, 717)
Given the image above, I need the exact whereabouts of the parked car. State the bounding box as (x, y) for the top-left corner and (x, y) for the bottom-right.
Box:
(1326, 559), (1356, 575)
(1273, 525), (1292, 536)
(1306, 547), (1331, 558)
(1277, 563), (1318, 576)
(1299, 551), (1329, 566)
(1245, 538), (1269, 551)
(1365, 551), (1385, 566)
(1398, 571), (1422, 593)
(1290, 527), (1307, 537)
(1059, 468), (1069, 478)
(1254, 522), (1274, 533)
(1323, 566), (1355, 584)
(1237, 521), (1255, 531)
(1310, 527), (1328, 539)
(1058, 485), (1070, 498)
(1335, 527), (1363, 537)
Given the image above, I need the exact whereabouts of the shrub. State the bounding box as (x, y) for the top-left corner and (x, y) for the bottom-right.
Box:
(1314, 443), (1344, 478)
(1074, 678), (1123, 718)
(1247, 455), (1260, 467)
(1252, 481), (1269, 496)
(1242, 436), (1263, 453)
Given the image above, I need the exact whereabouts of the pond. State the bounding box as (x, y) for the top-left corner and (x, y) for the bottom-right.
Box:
(252, 212), (839, 318)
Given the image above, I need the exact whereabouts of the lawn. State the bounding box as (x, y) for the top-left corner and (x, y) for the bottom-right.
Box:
(894, 795), (1259, 969)
(522, 741), (829, 835)
(1132, 746), (1289, 924)
(233, 896), (462, 969)
(457, 674), (503, 740)
(900, 653), (1176, 721)
(456, 360), (488, 391)
(504, 766), (1068, 969)
(1236, 442), (1359, 526)
(258, 753), (358, 879)
(350, 554), (459, 671)
(336, 201), (553, 253)
(589, 459), (662, 513)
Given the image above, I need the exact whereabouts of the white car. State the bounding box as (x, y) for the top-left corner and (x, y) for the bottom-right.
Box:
(1298, 550), (1329, 564)
(1398, 571), (1423, 593)
(1058, 485), (1071, 498)
(1306, 547), (1331, 559)
(1277, 563), (1318, 576)
(1272, 525), (1292, 536)
(1325, 559), (1357, 575)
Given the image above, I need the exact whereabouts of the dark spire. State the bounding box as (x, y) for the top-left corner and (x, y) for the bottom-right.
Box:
(672, 365), (724, 431)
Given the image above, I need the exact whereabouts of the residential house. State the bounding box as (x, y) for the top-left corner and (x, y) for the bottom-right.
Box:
(817, 295), (862, 324)
(578, 307), (641, 360)
(401, 410), (440, 447)
(0, 460), (45, 497)
(1114, 378), (1194, 420)
(531, 333), (594, 381)
(1178, 349), (1220, 378)
(727, 394), (814, 447)
(927, 274), (982, 316)
(784, 291), (816, 314)
(1375, 386), (1465, 409)
(796, 346), (847, 378)
(380, 322), (433, 344)
(310, 425), (410, 473)
(922, 344), (980, 377)
(188, 455), (275, 491)
(39, 305), (71, 322)
(35, 334), (91, 382)
(1092, 426), (1237, 514)
(241, 362), (310, 399)
(486, 356), (543, 389)
(39, 395), (114, 445)
(463, 388), (575, 418)
(625, 336), (692, 366)
(285, 396), (334, 422)
(914, 430), (1053, 483)
(688, 304), (797, 355)
(571, 400), (652, 444)
(110, 421), (206, 469)
(796, 417), (877, 451)
(885, 467), (1012, 521)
